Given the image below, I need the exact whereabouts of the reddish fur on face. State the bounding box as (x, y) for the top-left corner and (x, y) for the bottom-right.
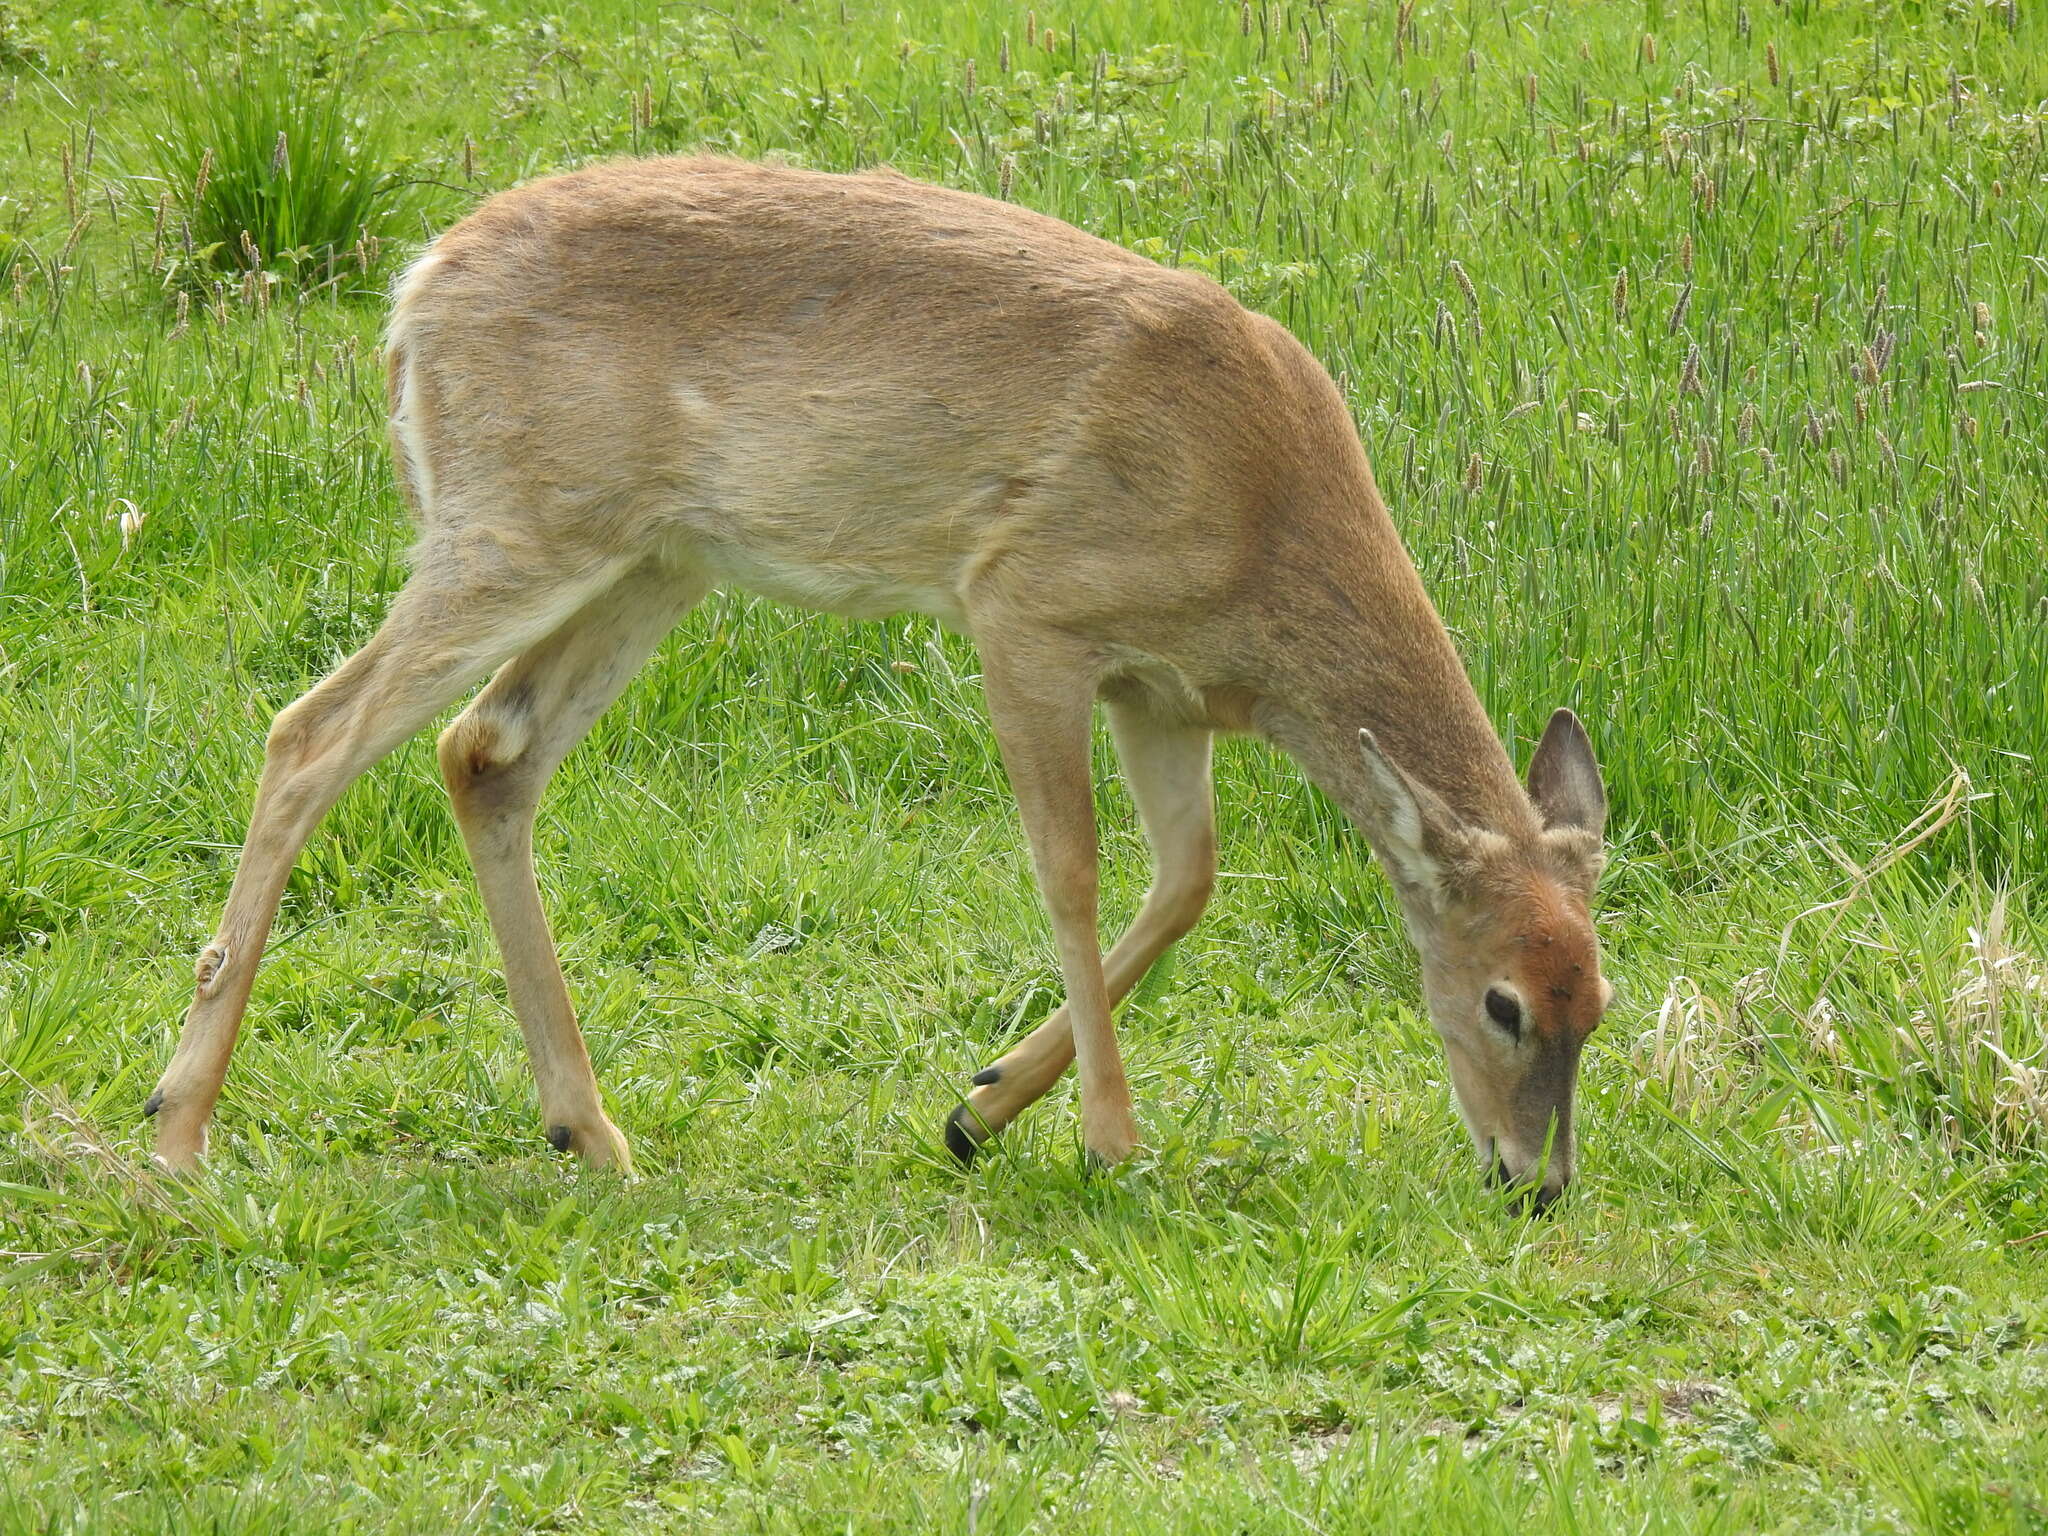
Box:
(1499, 874), (1604, 1044)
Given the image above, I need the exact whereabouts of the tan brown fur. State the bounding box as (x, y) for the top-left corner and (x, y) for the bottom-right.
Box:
(147, 156), (1610, 1197)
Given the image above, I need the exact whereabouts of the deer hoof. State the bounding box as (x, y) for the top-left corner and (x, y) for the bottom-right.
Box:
(143, 1091), (164, 1117)
(1081, 1121), (1140, 1171)
(944, 1103), (986, 1166)
(544, 1118), (636, 1176)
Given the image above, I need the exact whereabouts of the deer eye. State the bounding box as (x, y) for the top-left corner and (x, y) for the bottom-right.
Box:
(1484, 987), (1523, 1039)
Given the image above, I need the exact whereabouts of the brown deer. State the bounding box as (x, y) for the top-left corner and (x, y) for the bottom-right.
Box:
(145, 156), (1612, 1204)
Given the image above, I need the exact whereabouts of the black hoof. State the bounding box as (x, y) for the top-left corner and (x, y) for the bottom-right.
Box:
(970, 1066), (1002, 1086)
(944, 1103), (985, 1166)
(545, 1125), (572, 1152)
(142, 1091), (164, 1118)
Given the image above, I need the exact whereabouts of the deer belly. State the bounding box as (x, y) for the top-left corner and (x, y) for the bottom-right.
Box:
(700, 543), (971, 627)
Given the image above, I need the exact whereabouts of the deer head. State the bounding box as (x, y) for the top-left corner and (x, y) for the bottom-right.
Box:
(1357, 709), (1612, 1208)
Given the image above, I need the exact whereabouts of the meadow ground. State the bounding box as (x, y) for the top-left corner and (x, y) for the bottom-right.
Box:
(3, 0), (2046, 1529)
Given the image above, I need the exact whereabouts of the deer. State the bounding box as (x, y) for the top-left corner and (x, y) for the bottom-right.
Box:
(144, 155), (1613, 1206)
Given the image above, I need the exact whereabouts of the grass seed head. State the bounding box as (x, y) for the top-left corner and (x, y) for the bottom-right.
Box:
(1766, 40), (1780, 86)
(1447, 258), (1476, 310)
(1667, 279), (1692, 334)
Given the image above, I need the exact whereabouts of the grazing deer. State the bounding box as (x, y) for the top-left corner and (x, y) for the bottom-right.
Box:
(146, 156), (1612, 1204)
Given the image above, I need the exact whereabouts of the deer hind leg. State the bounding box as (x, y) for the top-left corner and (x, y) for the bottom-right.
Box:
(946, 688), (1215, 1164)
(436, 559), (707, 1174)
(147, 537), (627, 1172)
(948, 662), (1216, 1166)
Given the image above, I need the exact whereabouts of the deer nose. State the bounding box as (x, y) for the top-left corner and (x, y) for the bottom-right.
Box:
(1489, 1154), (1568, 1214)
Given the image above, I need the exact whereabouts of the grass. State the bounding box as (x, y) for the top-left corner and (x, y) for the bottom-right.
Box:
(2, 0), (2045, 1529)
(143, 49), (416, 291)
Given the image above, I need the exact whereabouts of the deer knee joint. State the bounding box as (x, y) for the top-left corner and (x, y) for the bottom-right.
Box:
(263, 698), (320, 770)
(1038, 874), (1099, 929)
(1152, 863), (1215, 941)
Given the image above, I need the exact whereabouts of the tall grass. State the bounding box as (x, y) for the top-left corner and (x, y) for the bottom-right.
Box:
(146, 51), (413, 290)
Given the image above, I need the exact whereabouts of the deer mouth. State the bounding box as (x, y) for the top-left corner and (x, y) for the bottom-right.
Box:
(1488, 1150), (1564, 1215)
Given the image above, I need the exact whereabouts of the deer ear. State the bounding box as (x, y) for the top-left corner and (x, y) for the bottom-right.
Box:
(1358, 729), (1464, 907)
(1527, 708), (1606, 839)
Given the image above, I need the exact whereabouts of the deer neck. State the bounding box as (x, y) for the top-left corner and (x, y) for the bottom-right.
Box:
(1244, 503), (1540, 848)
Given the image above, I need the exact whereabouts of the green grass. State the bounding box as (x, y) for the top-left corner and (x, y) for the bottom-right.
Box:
(143, 48), (418, 291)
(3, 0), (2046, 1529)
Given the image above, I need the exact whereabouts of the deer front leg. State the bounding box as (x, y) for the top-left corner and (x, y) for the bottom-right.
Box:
(947, 697), (1214, 1163)
(971, 635), (1136, 1166)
